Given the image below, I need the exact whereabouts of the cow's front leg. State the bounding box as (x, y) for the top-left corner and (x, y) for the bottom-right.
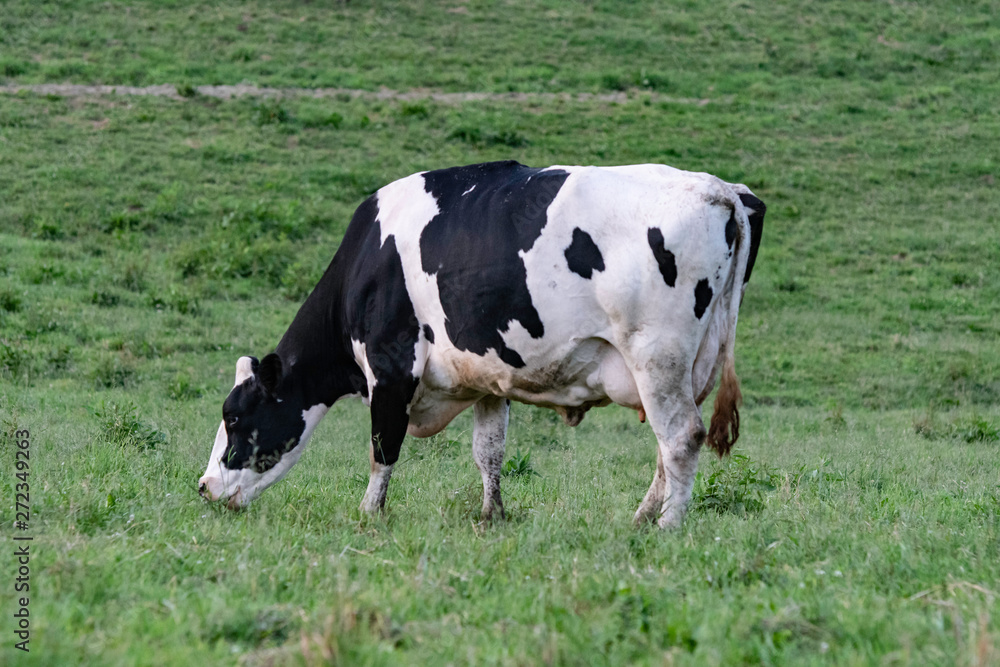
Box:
(473, 396), (510, 521)
(359, 382), (415, 514)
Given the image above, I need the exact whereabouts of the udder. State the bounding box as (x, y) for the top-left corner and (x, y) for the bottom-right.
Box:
(589, 342), (642, 410)
(406, 393), (478, 437)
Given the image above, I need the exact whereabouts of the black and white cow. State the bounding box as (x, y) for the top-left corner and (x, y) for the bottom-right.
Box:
(199, 161), (764, 528)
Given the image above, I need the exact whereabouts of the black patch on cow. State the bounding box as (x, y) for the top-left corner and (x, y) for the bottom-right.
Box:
(647, 228), (677, 288)
(738, 192), (766, 284)
(564, 228), (605, 279)
(419, 161), (570, 368)
(422, 324), (435, 344)
(725, 209), (738, 250)
(694, 279), (714, 319)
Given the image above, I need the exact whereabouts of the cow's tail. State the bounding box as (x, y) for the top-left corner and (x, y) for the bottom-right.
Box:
(705, 196), (751, 457)
(706, 350), (741, 457)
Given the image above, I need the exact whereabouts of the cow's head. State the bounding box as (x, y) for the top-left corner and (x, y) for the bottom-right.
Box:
(198, 354), (327, 509)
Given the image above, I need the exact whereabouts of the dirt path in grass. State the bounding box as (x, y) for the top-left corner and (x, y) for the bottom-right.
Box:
(0, 82), (717, 106)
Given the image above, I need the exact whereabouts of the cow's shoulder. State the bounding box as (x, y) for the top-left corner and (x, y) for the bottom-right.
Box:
(338, 196), (422, 386)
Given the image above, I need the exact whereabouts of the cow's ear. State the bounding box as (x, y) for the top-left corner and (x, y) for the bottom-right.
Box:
(258, 353), (283, 395)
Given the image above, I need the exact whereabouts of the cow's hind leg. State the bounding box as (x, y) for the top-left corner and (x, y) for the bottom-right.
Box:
(631, 379), (705, 529)
(359, 381), (417, 514)
(472, 396), (510, 521)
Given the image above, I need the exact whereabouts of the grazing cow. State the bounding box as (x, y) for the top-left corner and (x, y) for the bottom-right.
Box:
(199, 161), (764, 528)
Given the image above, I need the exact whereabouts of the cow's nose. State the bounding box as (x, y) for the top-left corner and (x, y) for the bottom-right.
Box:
(199, 476), (223, 501)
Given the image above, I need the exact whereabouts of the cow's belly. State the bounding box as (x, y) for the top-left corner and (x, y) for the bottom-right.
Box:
(406, 337), (641, 436)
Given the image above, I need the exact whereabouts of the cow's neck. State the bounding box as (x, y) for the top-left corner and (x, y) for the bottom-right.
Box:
(273, 263), (363, 408)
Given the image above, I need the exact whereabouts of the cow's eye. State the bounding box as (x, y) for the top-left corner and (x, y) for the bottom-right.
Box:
(226, 416), (239, 429)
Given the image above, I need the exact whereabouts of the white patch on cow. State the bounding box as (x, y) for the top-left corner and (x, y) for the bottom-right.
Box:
(199, 420), (229, 499)
(351, 339), (376, 405)
(462, 184), (476, 196)
(359, 461), (393, 513)
(300, 403), (329, 443)
(234, 356), (256, 386)
(374, 174), (436, 248)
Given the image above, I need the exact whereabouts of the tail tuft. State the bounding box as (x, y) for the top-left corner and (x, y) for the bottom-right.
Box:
(706, 358), (742, 456)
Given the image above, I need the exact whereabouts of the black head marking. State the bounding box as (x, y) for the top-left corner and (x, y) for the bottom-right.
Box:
(647, 228), (677, 288)
(694, 279), (714, 319)
(221, 376), (306, 473)
(564, 228), (605, 279)
(419, 161), (570, 368)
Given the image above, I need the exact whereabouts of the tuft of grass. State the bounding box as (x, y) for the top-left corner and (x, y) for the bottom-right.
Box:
(0, 289), (22, 313)
(254, 99), (291, 126)
(399, 101), (430, 119)
(92, 400), (166, 450)
(953, 416), (1000, 444)
(301, 110), (343, 129)
(148, 287), (199, 315)
(167, 372), (202, 401)
(32, 217), (63, 240)
(913, 410), (941, 440)
(914, 411), (999, 443)
(91, 290), (121, 308)
(691, 452), (781, 516)
(91, 353), (136, 389)
(0, 338), (30, 380)
(501, 448), (539, 478)
(118, 260), (147, 293)
(176, 82), (197, 98)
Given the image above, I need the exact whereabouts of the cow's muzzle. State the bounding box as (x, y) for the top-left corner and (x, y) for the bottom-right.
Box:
(199, 475), (245, 510)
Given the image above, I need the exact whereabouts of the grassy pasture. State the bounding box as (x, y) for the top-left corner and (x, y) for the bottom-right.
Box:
(1, 1), (999, 664)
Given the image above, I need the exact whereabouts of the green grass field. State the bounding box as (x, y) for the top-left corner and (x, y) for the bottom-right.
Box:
(1, 1), (999, 664)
